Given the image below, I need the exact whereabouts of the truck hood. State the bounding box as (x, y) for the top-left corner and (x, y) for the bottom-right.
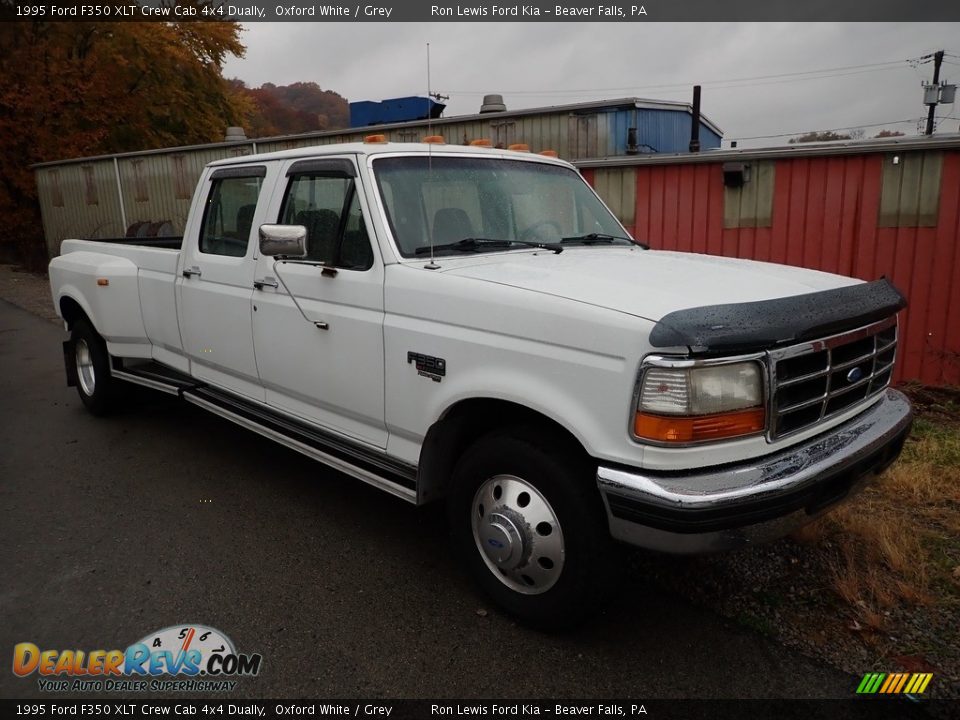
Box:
(437, 248), (860, 323)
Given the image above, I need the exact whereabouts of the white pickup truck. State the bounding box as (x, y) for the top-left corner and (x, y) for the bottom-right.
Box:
(49, 141), (912, 626)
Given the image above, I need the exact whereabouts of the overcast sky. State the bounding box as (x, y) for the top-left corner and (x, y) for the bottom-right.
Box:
(222, 23), (960, 146)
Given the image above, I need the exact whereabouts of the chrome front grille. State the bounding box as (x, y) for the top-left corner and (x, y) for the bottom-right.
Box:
(769, 318), (898, 439)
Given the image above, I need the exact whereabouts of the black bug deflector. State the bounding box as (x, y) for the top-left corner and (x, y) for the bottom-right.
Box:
(649, 278), (907, 352)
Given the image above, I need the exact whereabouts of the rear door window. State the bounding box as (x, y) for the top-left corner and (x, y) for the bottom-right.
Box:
(199, 171), (265, 257)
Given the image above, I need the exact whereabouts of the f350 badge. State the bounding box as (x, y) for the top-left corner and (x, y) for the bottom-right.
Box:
(407, 352), (446, 382)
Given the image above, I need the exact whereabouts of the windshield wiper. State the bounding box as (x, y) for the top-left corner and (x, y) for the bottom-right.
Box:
(561, 233), (649, 249)
(415, 238), (563, 255)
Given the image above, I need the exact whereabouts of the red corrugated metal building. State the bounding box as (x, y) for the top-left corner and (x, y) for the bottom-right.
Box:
(579, 136), (960, 386)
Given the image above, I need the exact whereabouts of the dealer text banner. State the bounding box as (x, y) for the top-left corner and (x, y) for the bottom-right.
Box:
(2, 0), (959, 22)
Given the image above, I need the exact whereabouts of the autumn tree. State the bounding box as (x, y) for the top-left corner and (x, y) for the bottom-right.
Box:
(788, 130), (852, 144)
(233, 80), (349, 136)
(0, 2), (249, 268)
(875, 129), (906, 138)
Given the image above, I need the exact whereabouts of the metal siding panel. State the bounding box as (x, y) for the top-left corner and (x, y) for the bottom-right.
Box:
(634, 168), (650, 242)
(648, 166), (667, 249)
(802, 158), (827, 270)
(900, 220), (929, 381)
(648, 109), (690, 154)
(918, 151), (943, 226)
(837, 156), (865, 277)
(723, 185), (742, 229)
(567, 115), (579, 158)
(588, 114), (598, 158)
(878, 151), (943, 228)
(820, 158), (846, 274)
(662, 165), (682, 249)
(769, 160), (792, 265)
(706, 166), (724, 256)
(593, 169), (611, 217)
(619, 168), (636, 231)
(610, 110), (625, 156)
(929, 152), (960, 384)
(754, 161), (775, 228)
(898, 153), (924, 226)
(853, 156), (883, 281)
(701, 125), (722, 150)
(676, 166), (694, 252)
(592, 168), (634, 229)
(785, 158), (809, 268)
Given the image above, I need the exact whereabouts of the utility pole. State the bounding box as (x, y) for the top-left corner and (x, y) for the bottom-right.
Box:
(925, 50), (944, 136)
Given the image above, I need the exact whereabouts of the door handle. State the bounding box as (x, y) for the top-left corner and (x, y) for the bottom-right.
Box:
(254, 277), (279, 290)
(182, 266), (202, 278)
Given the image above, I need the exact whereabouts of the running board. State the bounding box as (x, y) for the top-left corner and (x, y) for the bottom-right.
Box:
(182, 386), (417, 504)
(112, 359), (197, 396)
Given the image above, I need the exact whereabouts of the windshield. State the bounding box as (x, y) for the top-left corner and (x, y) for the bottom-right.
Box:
(372, 156), (635, 257)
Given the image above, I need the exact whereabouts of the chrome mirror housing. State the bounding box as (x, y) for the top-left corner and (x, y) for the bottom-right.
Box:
(259, 224), (308, 258)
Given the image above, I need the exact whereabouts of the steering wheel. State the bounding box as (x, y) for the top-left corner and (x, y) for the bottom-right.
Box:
(520, 220), (562, 243)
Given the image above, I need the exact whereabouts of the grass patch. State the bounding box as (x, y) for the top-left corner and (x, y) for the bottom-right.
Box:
(795, 411), (960, 629)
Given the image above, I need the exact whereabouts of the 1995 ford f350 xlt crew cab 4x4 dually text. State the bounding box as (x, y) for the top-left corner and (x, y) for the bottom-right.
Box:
(49, 141), (912, 626)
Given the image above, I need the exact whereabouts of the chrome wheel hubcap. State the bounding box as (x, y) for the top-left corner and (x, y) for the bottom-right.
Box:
(76, 339), (96, 396)
(471, 475), (565, 595)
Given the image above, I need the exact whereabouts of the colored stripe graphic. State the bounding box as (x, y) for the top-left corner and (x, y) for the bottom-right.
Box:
(904, 674), (920, 694)
(857, 672), (934, 695)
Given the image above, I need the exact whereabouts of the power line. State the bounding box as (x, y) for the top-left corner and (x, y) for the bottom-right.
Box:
(728, 118), (925, 142)
(445, 59), (911, 97)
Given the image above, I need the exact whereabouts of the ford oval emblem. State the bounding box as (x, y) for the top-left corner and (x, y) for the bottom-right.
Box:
(846, 367), (864, 384)
(487, 538), (504, 548)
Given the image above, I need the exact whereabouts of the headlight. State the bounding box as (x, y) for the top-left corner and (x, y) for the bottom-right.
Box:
(634, 361), (765, 443)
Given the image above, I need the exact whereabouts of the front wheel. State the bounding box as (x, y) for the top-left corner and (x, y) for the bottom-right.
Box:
(448, 429), (617, 629)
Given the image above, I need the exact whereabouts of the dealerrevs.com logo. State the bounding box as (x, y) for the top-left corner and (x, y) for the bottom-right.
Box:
(12, 624), (262, 692)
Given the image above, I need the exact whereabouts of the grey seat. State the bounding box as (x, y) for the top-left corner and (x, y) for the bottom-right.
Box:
(433, 208), (474, 244)
(295, 209), (341, 262)
(235, 204), (256, 243)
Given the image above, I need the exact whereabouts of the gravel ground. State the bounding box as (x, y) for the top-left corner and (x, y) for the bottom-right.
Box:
(631, 536), (959, 699)
(2, 261), (957, 700)
(0, 263), (59, 323)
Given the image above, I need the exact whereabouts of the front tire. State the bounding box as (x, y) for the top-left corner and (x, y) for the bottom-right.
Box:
(448, 428), (617, 629)
(71, 318), (115, 416)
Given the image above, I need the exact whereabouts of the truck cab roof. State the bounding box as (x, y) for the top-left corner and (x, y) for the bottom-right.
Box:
(206, 141), (571, 168)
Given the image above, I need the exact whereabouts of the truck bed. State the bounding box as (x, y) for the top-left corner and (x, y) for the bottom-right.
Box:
(51, 238), (184, 363)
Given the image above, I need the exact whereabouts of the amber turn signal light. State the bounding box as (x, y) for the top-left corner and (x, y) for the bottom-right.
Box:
(364, 134), (387, 143)
(634, 407), (766, 443)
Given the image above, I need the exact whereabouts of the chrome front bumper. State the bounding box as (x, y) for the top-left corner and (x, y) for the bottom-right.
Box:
(596, 389), (913, 554)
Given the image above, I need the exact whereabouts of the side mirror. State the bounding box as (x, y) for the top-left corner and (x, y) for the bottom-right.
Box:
(259, 224), (308, 258)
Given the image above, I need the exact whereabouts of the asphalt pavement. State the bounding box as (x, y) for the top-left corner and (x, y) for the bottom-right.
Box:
(0, 298), (861, 700)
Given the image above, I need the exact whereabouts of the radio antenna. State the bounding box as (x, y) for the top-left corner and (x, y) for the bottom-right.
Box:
(424, 42), (440, 269)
